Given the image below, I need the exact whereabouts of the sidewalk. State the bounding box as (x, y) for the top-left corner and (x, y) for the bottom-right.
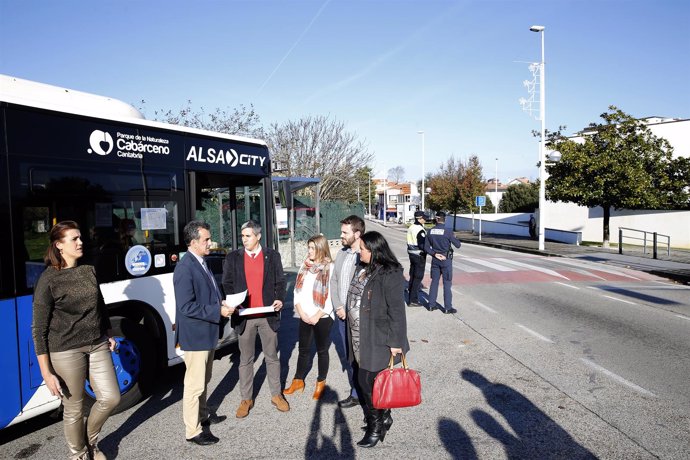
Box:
(456, 232), (690, 285)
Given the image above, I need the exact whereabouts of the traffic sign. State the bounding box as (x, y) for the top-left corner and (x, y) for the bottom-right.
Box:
(475, 196), (486, 207)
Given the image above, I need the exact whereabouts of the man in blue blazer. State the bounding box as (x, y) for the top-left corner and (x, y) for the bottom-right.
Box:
(174, 220), (233, 446)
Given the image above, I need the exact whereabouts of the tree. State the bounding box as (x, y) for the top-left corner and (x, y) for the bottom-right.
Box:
(547, 106), (686, 246)
(388, 166), (405, 183)
(342, 166), (376, 210)
(140, 100), (265, 138)
(265, 115), (374, 201)
(426, 155), (488, 225)
(498, 182), (539, 212)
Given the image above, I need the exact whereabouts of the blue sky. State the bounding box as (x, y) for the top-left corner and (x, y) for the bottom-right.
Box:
(1, 0), (688, 184)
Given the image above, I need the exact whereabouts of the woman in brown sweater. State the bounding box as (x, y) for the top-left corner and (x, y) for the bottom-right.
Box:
(32, 221), (120, 460)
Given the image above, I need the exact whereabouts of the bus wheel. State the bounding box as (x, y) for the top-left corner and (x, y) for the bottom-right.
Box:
(85, 316), (157, 414)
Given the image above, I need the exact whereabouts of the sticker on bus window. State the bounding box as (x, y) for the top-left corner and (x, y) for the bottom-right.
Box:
(125, 245), (152, 276)
(154, 254), (165, 268)
(140, 208), (167, 230)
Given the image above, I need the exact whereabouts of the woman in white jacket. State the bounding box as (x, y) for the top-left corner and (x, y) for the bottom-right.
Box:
(283, 234), (334, 400)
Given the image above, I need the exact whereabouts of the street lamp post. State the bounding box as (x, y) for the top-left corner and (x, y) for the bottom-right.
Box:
(495, 157), (498, 214)
(530, 24), (546, 251)
(382, 177), (388, 227)
(417, 131), (425, 213)
(368, 170), (371, 217)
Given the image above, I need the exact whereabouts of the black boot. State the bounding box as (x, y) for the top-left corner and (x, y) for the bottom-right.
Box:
(357, 409), (387, 448)
(361, 409), (392, 431)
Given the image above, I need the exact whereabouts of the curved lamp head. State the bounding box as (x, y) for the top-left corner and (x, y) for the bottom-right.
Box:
(546, 150), (561, 163)
(530, 25), (545, 32)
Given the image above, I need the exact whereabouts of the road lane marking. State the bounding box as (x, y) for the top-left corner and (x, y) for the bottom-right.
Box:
(554, 282), (579, 289)
(563, 267), (607, 280)
(466, 258), (516, 271)
(580, 358), (657, 397)
(454, 262), (484, 273)
(635, 284), (690, 290)
(515, 324), (553, 343)
(602, 295), (637, 305)
(474, 301), (498, 314)
(493, 257), (570, 280)
(551, 258), (641, 280)
(675, 314), (690, 321)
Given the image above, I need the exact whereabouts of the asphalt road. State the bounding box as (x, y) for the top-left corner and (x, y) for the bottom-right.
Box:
(1, 223), (688, 459)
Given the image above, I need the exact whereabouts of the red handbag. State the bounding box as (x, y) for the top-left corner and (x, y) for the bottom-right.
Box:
(372, 353), (422, 409)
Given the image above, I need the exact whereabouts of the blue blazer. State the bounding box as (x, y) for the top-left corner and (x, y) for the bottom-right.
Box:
(173, 251), (223, 351)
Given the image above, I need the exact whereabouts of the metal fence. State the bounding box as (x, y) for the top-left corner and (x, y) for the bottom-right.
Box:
(618, 227), (670, 259)
(278, 196), (364, 267)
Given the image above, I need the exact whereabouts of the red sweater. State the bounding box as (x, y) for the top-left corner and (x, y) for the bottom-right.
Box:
(245, 251), (265, 309)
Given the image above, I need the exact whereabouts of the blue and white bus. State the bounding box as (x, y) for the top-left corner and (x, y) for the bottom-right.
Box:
(0, 75), (278, 428)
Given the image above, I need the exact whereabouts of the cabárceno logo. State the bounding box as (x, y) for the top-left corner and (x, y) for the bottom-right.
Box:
(87, 130), (170, 159)
(186, 146), (266, 168)
(88, 130), (114, 155)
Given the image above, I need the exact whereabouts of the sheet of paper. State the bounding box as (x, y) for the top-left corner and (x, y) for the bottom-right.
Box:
(239, 306), (276, 316)
(225, 290), (247, 307)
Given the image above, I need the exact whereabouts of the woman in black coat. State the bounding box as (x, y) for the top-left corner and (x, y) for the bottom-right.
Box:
(346, 231), (410, 448)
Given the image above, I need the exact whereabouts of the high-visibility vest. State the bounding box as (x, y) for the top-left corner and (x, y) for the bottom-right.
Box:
(407, 223), (425, 253)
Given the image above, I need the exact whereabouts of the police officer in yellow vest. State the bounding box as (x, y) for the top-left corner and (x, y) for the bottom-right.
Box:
(406, 210), (428, 306)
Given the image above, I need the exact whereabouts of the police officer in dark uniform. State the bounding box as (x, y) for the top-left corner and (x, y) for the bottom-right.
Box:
(424, 211), (461, 314)
(406, 210), (428, 306)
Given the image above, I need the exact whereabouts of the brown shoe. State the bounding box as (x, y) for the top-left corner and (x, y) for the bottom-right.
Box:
(313, 380), (326, 400)
(271, 394), (290, 412)
(283, 378), (305, 395)
(236, 399), (254, 418)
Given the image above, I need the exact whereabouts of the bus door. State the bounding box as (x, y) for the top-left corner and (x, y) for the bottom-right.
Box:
(191, 172), (273, 276)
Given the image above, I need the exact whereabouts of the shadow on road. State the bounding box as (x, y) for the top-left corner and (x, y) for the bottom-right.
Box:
(100, 365), (185, 458)
(303, 389), (356, 459)
(594, 285), (683, 305)
(461, 369), (597, 459)
(439, 417), (478, 459)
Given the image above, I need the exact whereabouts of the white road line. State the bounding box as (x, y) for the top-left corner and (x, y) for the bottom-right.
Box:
(565, 267), (607, 281)
(634, 285), (690, 290)
(675, 314), (690, 321)
(515, 324), (553, 343)
(554, 281), (579, 289)
(494, 257), (570, 280)
(580, 358), (657, 397)
(474, 301), (498, 314)
(454, 262), (484, 273)
(602, 295), (637, 305)
(551, 258), (641, 280)
(466, 258), (516, 271)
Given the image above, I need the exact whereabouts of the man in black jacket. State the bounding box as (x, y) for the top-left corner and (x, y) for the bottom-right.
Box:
(222, 220), (288, 418)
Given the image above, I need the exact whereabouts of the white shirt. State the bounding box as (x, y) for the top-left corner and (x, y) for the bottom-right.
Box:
(293, 263), (335, 319)
(244, 244), (262, 258)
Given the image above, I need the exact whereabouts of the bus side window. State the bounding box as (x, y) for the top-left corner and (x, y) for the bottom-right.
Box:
(22, 207), (49, 288)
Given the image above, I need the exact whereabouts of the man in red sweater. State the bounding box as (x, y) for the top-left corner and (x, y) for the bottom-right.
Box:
(222, 220), (288, 418)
